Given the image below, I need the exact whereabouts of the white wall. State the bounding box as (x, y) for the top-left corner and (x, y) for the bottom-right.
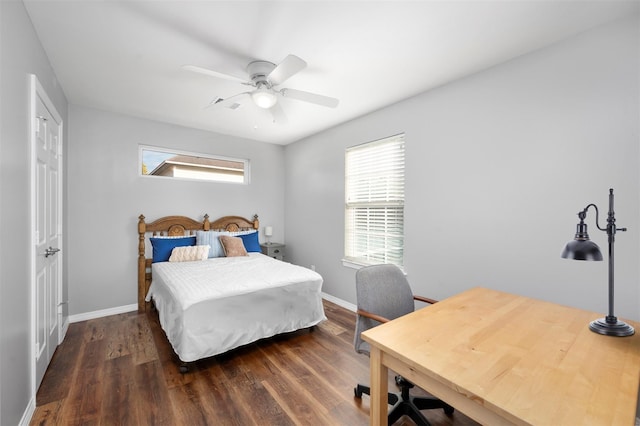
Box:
(67, 106), (285, 315)
(0, 1), (68, 424)
(285, 15), (640, 321)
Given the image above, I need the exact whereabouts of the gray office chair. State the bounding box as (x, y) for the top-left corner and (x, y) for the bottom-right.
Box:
(353, 264), (454, 425)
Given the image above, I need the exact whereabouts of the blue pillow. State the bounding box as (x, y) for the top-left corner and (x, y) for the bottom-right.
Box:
(239, 231), (261, 252)
(196, 230), (229, 258)
(150, 236), (196, 263)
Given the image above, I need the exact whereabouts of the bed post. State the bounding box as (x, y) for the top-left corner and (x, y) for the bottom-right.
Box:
(253, 214), (259, 230)
(138, 215), (147, 312)
(203, 214), (210, 231)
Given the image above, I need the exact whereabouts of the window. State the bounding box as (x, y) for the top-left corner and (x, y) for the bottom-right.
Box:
(140, 146), (249, 184)
(344, 133), (405, 268)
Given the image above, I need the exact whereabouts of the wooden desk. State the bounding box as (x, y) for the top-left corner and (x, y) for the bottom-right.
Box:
(361, 287), (640, 425)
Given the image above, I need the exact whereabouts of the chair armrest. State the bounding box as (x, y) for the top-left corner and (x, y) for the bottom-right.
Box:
(414, 295), (438, 305)
(357, 308), (390, 324)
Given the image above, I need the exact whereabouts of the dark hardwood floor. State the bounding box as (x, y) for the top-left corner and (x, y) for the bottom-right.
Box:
(31, 300), (479, 426)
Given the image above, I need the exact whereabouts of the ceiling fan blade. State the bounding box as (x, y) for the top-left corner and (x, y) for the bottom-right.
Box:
(268, 102), (288, 124)
(205, 92), (251, 110)
(183, 65), (249, 85)
(280, 88), (339, 108)
(268, 55), (307, 86)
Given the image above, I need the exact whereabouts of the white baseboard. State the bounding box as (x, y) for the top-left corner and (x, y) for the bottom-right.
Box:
(69, 303), (138, 323)
(19, 396), (35, 426)
(322, 292), (356, 312)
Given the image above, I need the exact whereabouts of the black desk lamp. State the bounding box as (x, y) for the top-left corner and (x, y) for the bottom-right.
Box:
(561, 188), (634, 337)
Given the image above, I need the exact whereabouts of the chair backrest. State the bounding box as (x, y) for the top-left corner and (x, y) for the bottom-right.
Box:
(354, 264), (415, 355)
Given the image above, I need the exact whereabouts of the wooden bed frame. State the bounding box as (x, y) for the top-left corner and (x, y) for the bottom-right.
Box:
(137, 214), (259, 312)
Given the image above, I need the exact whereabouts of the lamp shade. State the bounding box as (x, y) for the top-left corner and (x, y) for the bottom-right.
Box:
(561, 239), (603, 261)
(264, 226), (273, 237)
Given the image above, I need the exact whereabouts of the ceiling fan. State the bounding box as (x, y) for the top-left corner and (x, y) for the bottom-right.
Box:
(183, 54), (339, 123)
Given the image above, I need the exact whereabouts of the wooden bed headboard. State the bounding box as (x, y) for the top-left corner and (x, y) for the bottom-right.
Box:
(137, 214), (259, 312)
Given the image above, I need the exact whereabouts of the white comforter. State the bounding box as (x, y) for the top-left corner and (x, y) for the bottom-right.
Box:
(146, 253), (326, 362)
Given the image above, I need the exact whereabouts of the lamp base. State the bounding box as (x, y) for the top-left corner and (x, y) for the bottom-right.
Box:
(589, 318), (635, 337)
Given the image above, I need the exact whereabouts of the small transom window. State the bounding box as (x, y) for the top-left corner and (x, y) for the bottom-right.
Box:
(140, 146), (249, 184)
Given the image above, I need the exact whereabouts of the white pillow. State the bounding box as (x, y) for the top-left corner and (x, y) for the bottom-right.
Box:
(169, 245), (210, 262)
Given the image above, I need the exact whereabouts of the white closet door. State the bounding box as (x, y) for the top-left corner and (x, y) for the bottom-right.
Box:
(33, 87), (62, 390)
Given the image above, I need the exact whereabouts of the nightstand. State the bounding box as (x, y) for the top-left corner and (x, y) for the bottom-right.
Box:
(261, 243), (285, 261)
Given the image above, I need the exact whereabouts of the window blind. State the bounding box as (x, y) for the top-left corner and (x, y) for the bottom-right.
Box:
(345, 134), (405, 267)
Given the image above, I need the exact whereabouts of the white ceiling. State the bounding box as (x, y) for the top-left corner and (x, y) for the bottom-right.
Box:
(23, 1), (638, 145)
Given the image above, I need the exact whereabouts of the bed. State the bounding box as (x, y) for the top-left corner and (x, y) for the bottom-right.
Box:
(137, 214), (326, 370)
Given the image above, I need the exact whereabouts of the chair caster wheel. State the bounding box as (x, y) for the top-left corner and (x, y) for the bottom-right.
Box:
(444, 405), (454, 416)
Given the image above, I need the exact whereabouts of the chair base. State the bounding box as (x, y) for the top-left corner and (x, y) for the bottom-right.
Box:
(354, 376), (453, 426)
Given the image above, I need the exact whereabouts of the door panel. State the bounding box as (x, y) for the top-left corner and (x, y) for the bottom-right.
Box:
(35, 268), (46, 360)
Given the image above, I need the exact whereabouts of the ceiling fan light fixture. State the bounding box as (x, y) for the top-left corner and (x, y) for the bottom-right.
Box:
(251, 86), (277, 109)
(186, 54), (339, 116)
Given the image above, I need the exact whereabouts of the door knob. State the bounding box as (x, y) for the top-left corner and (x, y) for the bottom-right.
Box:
(44, 247), (60, 257)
